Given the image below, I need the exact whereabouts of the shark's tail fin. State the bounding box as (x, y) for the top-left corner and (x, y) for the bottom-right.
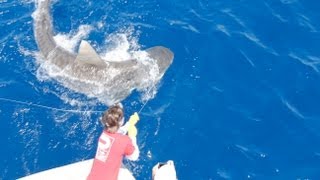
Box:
(33, 0), (56, 58)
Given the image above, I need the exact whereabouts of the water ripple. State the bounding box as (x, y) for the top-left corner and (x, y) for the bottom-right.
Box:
(263, 2), (288, 23)
(288, 52), (320, 73)
(281, 98), (305, 119)
(239, 50), (255, 67)
(168, 20), (200, 33)
(296, 13), (318, 32)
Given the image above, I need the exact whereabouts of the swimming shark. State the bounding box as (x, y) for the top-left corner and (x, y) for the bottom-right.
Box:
(33, 0), (174, 105)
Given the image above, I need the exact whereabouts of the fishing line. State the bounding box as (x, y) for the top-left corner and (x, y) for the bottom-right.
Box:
(138, 84), (157, 113)
(0, 97), (104, 114)
(138, 99), (149, 113)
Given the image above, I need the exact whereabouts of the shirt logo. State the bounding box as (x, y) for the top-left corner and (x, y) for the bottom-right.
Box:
(95, 133), (115, 162)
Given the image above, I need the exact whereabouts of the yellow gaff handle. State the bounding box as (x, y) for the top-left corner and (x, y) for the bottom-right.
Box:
(128, 112), (139, 138)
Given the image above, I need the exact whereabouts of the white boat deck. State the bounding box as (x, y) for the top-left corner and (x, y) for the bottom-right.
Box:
(18, 159), (135, 180)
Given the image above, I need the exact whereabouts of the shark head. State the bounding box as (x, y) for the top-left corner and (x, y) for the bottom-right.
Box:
(146, 46), (174, 76)
(33, 0), (174, 105)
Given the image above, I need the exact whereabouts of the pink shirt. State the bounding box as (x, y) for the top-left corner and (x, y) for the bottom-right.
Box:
(87, 130), (135, 180)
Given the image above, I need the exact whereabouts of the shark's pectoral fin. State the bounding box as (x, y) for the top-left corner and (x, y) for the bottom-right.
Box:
(75, 40), (107, 67)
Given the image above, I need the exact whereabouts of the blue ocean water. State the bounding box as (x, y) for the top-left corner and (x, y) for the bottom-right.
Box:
(1, 0), (320, 179)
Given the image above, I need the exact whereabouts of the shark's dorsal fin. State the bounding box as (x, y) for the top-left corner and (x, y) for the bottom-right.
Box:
(75, 40), (106, 67)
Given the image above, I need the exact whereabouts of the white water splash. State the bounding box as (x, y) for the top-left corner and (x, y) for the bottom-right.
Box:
(101, 28), (141, 62)
(53, 25), (93, 53)
(35, 26), (161, 105)
(32, 0), (169, 106)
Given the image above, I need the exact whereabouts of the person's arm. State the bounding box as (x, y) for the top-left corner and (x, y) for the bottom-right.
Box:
(118, 121), (130, 135)
(125, 136), (140, 161)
